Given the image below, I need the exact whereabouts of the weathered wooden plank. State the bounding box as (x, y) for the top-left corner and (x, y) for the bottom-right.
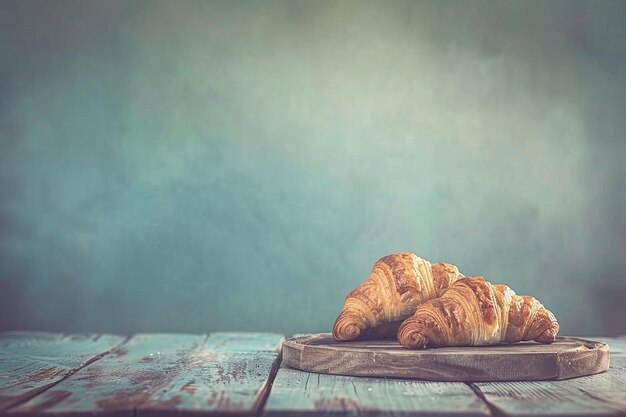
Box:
(0, 332), (125, 412)
(9, 333), (206, 417)
(610, 337), (626, 355)
(138, 332), (284, 417)
(283, 334), (609, 381)
(472, 355), (626, 416)
(263, 365), (491, 417)
(195, 332), (284, 353)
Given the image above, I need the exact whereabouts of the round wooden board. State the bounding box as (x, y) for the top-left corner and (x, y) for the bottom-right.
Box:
(282, 333), (609, 382)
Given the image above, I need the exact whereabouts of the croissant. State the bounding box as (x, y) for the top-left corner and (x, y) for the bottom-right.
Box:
(332, 252), (464, 341)
(397, 276), (559, 349)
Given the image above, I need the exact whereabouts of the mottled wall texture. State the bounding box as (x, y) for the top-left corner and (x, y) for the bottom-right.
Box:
(1, 0), (625, 336)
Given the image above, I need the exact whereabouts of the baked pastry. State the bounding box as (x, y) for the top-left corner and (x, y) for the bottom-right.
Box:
(397, 276), (559, 349)
(332, 252), (464, 341)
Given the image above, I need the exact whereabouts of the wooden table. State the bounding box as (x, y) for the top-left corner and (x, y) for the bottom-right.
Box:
(0, 332), (624, 417)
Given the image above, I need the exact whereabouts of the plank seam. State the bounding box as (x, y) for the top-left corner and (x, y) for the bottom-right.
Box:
(468, 383), (508, 417)
(3, 334), (131, 414)
(253, 346), (283, 417)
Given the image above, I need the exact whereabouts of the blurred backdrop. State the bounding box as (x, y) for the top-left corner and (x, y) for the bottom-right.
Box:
(1, 0), (625, 336)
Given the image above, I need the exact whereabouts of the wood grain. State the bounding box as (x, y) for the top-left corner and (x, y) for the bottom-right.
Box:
(2, 333), (624, 417)
(472, 355), (626, 416)
(137, 332), (284, 417)
(0, 332), (125, 412)
(283, 333), (609, 382)
(263, 365), (491, 417)
(8, 333), (206, 417)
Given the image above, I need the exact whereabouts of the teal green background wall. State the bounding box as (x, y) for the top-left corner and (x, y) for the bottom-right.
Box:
(1, 0), (625, 336)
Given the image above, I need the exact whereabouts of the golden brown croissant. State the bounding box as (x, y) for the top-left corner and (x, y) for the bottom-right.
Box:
(332, 252), (464, 341)
(397, 276), (559, 349)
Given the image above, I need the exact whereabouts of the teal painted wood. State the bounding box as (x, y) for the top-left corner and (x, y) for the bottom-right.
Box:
(138, 332), (284, 416)
(3, 334), (625, 417)
(472, 355), (626, 416)
(199, 332), (284, 353)
(598, 336), (626, 355)
(8, 333), (206, 417)
(0, 332), (125, 413)
(263, 366), (491, 417)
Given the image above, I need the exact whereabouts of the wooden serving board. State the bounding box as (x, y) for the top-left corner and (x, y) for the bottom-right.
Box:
(282, 333), (609, 382)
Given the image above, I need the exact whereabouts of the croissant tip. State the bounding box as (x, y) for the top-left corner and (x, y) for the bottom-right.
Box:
(399, 332), (429, 349)
(398, 322), (429, 349)
(534, 322), (560, 344)
(332, 312), (362, 341)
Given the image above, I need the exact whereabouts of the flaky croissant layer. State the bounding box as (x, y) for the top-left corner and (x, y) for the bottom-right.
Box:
(397, 276), (559, 349)
(332, 252), (464, 341)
